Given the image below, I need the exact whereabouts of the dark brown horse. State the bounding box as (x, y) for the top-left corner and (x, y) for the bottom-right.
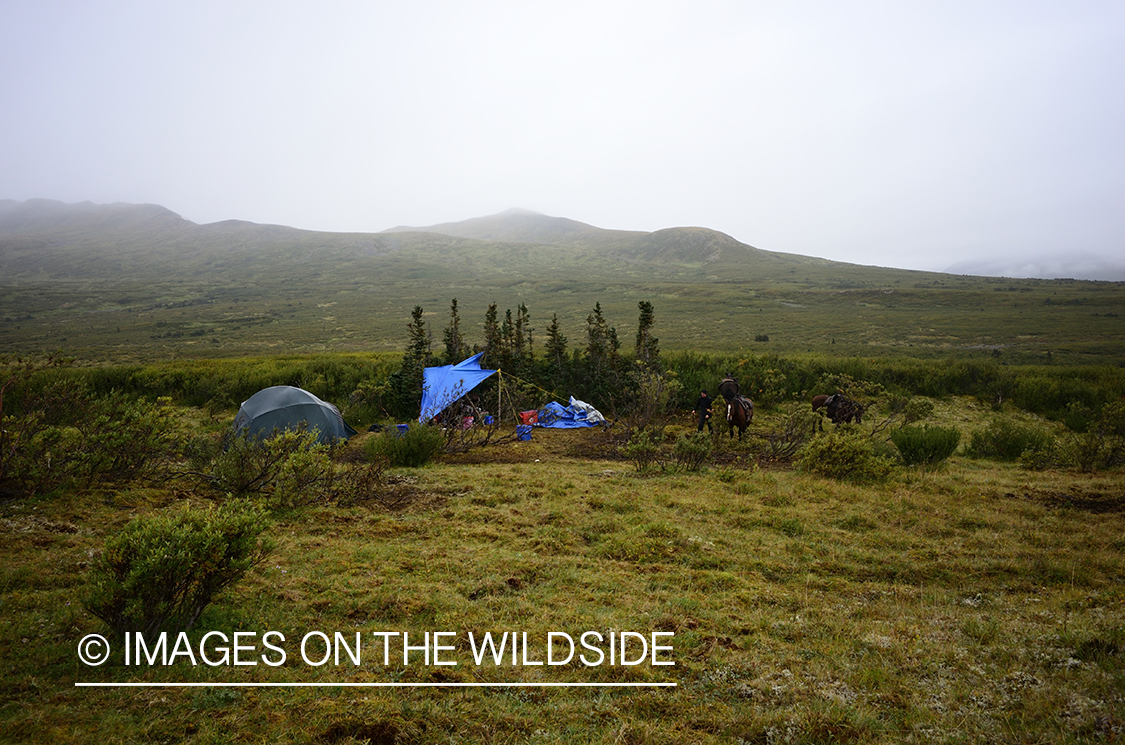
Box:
(812, 393), (864, 428)
(726, 396), (754, 440)
(718, 376), (740, 402)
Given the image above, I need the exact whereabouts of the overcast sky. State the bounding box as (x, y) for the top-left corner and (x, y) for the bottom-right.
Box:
(2, 1), (1123, 278)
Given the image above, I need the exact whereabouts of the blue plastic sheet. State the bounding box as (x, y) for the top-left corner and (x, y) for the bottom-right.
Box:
(418, 353), (497, 423)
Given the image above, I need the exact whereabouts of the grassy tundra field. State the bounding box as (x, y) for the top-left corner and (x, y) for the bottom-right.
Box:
(1, 201), (1124, 742)
(1, 398), (1123, 743)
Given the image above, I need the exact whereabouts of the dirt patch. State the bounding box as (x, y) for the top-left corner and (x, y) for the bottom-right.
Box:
(336, 474), (459, 512)
(1005, 488), (1125, 514)
(439, 426), (621, 464)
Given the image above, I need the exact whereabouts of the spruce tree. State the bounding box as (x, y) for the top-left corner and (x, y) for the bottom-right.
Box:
(545, 313), (567, 369)
(516, 303), (533, 361)
(497, 308), (516, 372)
(481, 303), (501, 368)
(442, 298), (467, 363)
(584, 302), (621, 407)
(634, 300), (659, 367)
(389, 305), (432, 418)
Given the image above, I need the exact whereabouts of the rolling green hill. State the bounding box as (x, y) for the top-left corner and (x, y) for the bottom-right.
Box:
(1, 199), (1122, 364)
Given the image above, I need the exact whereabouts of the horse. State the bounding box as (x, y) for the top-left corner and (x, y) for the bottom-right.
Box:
(812, 393), (863, 429)
(718, 377), (740, 402)
(726, 396), (754, 440)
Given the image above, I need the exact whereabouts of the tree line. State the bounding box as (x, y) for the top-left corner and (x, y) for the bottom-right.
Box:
(383, 299), (661, 420)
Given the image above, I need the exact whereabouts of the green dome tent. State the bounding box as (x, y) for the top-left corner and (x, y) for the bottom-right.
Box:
(233, 386), (357, 444)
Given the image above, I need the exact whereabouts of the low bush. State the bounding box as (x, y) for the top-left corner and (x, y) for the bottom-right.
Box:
(331, 455), (391, 507)
(72, 392), (175, 488)
(758, 403), (818, 463)
(83, 501), (273, 643)
(1067, 401), (1125, 472)
(797, 430), (895, 483)
(199, 428), (334, 507)
(624, 366), (682, 433)
(1, 380), (173, 496)
(902, 396), (936, 425)
(364, 424), (446, 468)
(966, 417), (1054, 461)
(891, 425), (961, 466)
(1019, 442), (1064, 471)
(622, 428), (662, 473)
(672, 432), (713, 472)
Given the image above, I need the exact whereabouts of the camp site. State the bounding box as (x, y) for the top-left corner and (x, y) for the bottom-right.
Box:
(2, 269), (1124, 743)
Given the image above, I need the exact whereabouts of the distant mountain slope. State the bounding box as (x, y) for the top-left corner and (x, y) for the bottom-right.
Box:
(381, 208), (823, 269)
(0, 198), (190, 235)
(3, 198), (1121, 364)
(384, 208), (620, 245)
(945, 252), (1125, 282)
(0, 199), (403, 278)
(0, 200), (820, 281)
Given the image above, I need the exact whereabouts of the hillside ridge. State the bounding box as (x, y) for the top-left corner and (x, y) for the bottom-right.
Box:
(0, 200), (800, 277)
(2, 198), (1122, 365)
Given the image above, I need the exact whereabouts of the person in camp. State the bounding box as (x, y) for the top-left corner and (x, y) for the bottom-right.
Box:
(694, 389), (714, 434)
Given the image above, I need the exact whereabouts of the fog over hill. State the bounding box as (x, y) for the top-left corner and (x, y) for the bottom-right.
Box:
(945, 252), (1125, 282)
(396, 207), (1125, 282)
(2, 199), (1121, 283)
(0, 199), (825, 280)
(383, 208), (620, 245)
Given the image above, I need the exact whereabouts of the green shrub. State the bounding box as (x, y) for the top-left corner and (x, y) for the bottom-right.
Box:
(622, 428), (662, 473)
(203, 428), (334, 506)
(672, 432), (713, 472)
(1, 381), (173, 496)
(966, 417), (1054, 461)
(902, 397), (936, 425)
(72, 392), (175, 488)
(364, 424), (446, 468)
(331, 456), (391, 507)
(1067, 401), (1125, 472)
(758, 402), (818, 462)
(797, 430), (895, 483)
(624, 367), (681, 432)
(83, 501), (273, 643)
(1019, 442), (1064, 471)
(890, 425), (961, 466)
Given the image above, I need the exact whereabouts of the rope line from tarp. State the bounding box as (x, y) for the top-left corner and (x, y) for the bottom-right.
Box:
(494, 369), (567, 425)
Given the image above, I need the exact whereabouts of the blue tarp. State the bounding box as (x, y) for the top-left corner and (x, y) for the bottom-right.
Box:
(418, 353), (497, 423)
(536, 397), (606, 428)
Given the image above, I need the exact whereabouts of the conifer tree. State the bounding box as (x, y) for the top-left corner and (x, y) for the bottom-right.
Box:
(406, 305), (431, 369)
(481, 303), (501, 368)
(442, 298), (467, 363)
(634, 300), (659, 366)
(501, 307), (516, 369)
(516, 303), (533, 361)
(585, 302), (621, 380)
(582, 302), (622, 411)
(545, 313), (567, 369)
(585, 302), (619, 368)
(389, 305), (432, 418)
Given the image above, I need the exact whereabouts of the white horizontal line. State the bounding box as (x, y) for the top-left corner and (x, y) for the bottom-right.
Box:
(75, 681), (676, 688)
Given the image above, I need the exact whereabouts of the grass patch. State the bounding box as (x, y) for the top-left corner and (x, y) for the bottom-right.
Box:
(1, 394), (1124, 742)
